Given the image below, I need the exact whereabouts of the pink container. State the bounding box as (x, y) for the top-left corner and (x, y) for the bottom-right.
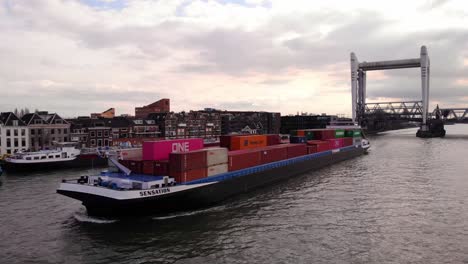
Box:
(143, 138), (204, 161)
(326, 138), (344, 149)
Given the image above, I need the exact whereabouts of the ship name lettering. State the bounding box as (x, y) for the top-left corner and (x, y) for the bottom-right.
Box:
(139, 188), (171, 197)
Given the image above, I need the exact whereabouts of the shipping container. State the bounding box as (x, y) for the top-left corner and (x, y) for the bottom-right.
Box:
(207, 163), (228, 176)
(343, 137), (353, 147)
(154, 160), (169, 175)
(285, 144), (308, 158)
(334, 129), (345, 138)
(219, 135), (232, 149)
(142, 138), (204, 161)
(228, 149), (261, 171)
(326, 138), (344, 149)
(259, 145), (288, 164)
(170, 167), (207, 183)
(312, 129), (335, 140)
(303, 130), (315, 140)
(307, 140), (330, 152)
(142, 160), (155, 175)
(128, 160), (143, 174)
(307, 145), (318, 154)
(266, 134), (281, 146)
(290, 136), (307, 144)
(169, 150), (207, 172)
(206, 147), (228, 166)
(119, 148), (143, 160)
(230, 135), (267, 150)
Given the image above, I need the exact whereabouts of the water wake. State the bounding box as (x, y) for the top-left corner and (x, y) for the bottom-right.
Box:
(73, 212), (118, 224)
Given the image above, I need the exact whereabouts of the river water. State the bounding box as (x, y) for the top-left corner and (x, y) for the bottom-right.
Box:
(1, 125), (467, 264)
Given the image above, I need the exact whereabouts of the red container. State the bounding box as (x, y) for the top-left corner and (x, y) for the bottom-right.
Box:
(307, 145), (318, 154)
(142, 160), (155, 175)
(285, 144), (308, 158)
(228, 149), (261, 171)
(307, 140), (330, 152)
(343, 137), (353, 147)
(169, 150), (207, 172)
(142, 138), (204, 161)
(128, 160), (143, 174)
(313, 129), (335, 140)
(326, 138), (344, 149)
(266, 134), (281, 146)
(219, 135), (233, 149)
(154, 160), (169, 175)
(170, 168), (207, 183)
(259, 145), (288, 164)
(204, 142), (220, 148)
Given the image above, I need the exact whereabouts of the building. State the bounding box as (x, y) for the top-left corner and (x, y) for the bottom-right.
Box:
(200, 110), (281, 135)
(0, 112), (30, 155)
(135, 99), (170, 118)
(280, 114), (339, 134)
(22, 111), (70, 151)
(148, 111), (221, 140)
(91, 108), (115, 119)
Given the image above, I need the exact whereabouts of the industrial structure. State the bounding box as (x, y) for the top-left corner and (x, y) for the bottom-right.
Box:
(350, 46), (445, 137)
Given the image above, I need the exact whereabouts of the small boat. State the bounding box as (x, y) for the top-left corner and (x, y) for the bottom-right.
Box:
(2, 142), (107, 171)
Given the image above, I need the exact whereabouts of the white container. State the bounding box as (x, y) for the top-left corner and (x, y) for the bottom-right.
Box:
(206, 147), (228, 166)
(207, 163), (228, 177)
(120, 148), (143, 160)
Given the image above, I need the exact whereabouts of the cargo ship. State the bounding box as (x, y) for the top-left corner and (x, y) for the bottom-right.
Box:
(57, 128), (368, 217)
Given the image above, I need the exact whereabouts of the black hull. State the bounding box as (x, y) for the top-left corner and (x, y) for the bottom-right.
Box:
(2, 157), (108, 172)
(58, 147), (365, 217)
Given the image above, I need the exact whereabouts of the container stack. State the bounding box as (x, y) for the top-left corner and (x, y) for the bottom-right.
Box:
(220, 134), (282, 150)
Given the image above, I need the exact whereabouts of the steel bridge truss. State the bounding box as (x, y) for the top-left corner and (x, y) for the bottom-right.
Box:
(364, 101), (423, 120)
(436, 108), (468, 121)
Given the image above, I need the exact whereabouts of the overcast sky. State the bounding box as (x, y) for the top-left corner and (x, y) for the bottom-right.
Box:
(1, 0), (467, 117)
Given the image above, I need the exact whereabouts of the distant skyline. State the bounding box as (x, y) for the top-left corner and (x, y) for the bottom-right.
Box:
(1, 0), (467, 117)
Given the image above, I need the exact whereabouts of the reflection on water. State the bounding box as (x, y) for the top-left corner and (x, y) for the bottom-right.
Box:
(1, 125), (468, 264)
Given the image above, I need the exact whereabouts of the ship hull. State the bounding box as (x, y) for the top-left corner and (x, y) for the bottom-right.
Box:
(2, 155), (107, 172)
(58, 146), (365, 217)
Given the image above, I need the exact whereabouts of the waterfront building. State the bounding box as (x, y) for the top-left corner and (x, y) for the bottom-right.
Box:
(0, 112), (30, 155)
(135, 99), (170, 118)
(22, 111), (70, 151)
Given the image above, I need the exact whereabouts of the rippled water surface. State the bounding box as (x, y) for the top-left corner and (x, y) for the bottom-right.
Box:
(1, 125), (468, 264)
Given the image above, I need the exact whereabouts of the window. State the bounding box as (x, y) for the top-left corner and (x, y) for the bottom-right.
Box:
(14, 129), (18, 136)
(97, 131), (102, 137)
(104, 130), (109, 137)
(26, 157), (31, 160)
(48, 155), (53, 159)
(21, 139), (25, 147)
(34, 119), (42, 125)
(21, 129), (25, 136)
(6, 129), (10, 136)
(51, 129), (55, 134)
(83, 137), (87, 142)
(13, 120), (18, 126)
(38, 129), (42, 135)
(34, 156), (39, 160)
(90, 139), (96, 146)
(97, 139), (102, 147)
(7, 149), (11, 154)
(90, 131), (95, 137)
(57, 129), (61, 134)
(52, 137), (55, 141)
(14, 138), (18, 147)
(41, 156), (46, 160)
(64, 128), (68, 134)
(64, 137), (68, 142)
(55, 155), (60, 158)
(104, 139), (109, 146)
(31, 129), (35, 135)
(31, 138), (35, 146)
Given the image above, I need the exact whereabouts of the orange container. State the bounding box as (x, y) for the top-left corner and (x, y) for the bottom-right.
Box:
(230, 135), (267, 150)
(296, 130), (305, 136)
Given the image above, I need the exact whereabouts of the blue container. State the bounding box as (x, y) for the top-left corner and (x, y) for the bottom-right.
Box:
(290, 136), (307, 143)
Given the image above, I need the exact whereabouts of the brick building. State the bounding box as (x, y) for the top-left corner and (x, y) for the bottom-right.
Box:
(135, 99), (170, 118)
(91, 108), (115, 119)
(22, 111), (71, 151)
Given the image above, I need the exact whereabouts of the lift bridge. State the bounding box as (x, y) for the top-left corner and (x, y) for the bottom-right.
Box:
(351, 46), (446, 137)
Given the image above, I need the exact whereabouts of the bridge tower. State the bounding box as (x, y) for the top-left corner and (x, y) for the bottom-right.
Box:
(350, 46), (445, 137)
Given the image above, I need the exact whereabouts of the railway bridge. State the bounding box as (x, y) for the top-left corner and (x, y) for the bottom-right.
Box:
(350, 46), (446, 137)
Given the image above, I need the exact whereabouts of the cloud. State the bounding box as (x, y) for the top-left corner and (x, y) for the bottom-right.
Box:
(0, 0), (467, 117)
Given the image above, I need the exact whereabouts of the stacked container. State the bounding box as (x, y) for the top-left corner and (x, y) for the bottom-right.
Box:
(228, 149), (261, 171)
(259, 145), (288, 164)
(265, 134), (281, 146)
(306, 140), (330, 153)
(143, 138), (204, 161)
(230, 135), (267, 150)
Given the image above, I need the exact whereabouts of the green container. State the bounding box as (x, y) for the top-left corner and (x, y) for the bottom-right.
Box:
(304, 130), (314, 140)
(290, 130), (299, 136)
(334, 129), (345, 138)
(352, 130), (362, 137)
(344, 130), (354, 137)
